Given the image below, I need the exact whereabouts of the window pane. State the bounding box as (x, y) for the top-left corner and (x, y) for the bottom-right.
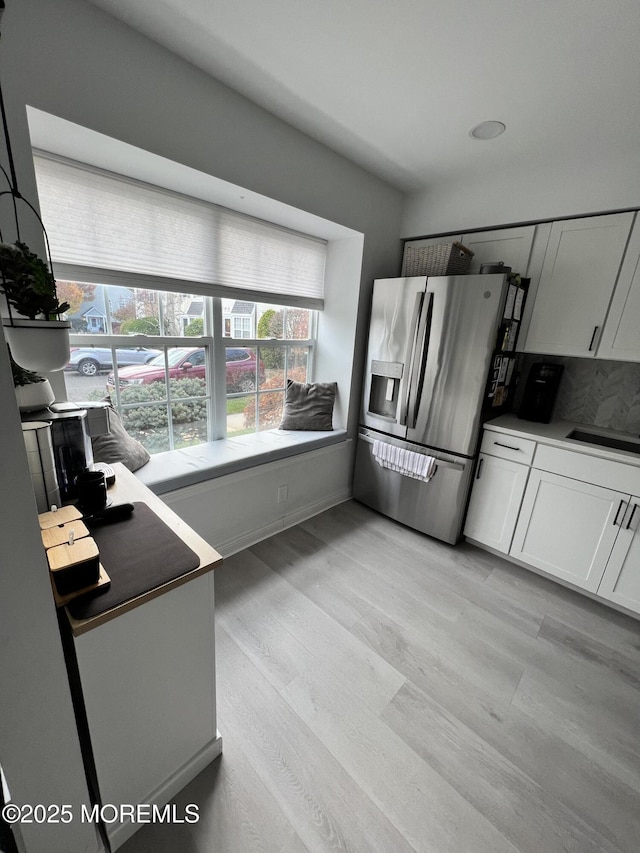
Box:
(222, 300), (312, 340)
(222, 299), (256, 337)
(120, 402), (170, 454)
(259, 345), (285, 390)
(171, 400), (208, 448)
(162, 293), (205, 336)
(60, 281), (110, 334)
(106, 346), (209, 452)
(64, 281), (207, 337)
(257, 390), (285, 431)
(287, 346), (309, 383)
(225, 346), (258, 393)
(227, 395), (255, 436)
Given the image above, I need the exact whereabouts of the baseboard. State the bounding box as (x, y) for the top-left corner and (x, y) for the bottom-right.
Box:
(218, 488), (352, 557)
(107, 734), (223, 851)
(465, 536), (640, 622)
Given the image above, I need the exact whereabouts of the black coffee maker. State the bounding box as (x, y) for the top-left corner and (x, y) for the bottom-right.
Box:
(519, 362), (564, 423)
(22, 407), (93, 501)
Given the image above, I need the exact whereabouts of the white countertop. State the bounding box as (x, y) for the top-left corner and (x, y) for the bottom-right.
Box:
(484, 414), (640, 469)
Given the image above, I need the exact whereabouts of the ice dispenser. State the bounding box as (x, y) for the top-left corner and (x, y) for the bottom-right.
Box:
(368, 359), (403, 419)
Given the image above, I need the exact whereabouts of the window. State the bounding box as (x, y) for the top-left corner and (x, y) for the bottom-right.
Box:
(64, 282), (315, 452)
(33, 152), (325, 456)
(232, 316), (252, 338)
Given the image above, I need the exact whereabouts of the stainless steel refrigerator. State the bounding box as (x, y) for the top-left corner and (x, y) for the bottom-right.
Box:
(353, 273), (508, 544)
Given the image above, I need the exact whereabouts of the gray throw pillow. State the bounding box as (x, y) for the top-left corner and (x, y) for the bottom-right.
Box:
(91, 406), (150, 472)
(279, 380), (337, 431)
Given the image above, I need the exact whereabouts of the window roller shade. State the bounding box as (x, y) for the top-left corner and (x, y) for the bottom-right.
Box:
(33, 154), (326, 308)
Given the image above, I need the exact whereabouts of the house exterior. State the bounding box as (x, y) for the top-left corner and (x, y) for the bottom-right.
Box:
(67, 284), (135, 333)
(0, 1), (638, 852)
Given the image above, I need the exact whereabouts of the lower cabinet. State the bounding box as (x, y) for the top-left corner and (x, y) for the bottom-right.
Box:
(464, 453), (529, 553)
(597, 498), (640, 612)
(510, 469), (627, 593)
(74, 572), (221, 851)
(465, 428), (640, 618)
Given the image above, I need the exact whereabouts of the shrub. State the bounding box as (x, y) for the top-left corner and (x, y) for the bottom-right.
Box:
(185, 318), (204, 336)
(119, 316), (160, 335)
(243, 366), (306, 429)
(119, 376), (207, 434)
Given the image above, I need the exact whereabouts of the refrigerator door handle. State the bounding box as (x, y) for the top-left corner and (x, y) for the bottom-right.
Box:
(399, 291), (424, 426)
(358, 431), (466, 472)
(406, 291), (433, 429)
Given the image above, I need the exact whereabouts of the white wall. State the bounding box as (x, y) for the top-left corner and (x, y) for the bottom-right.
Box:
(0, 325), (101, 853)
(402, 151), (640, 238)
(0, 2), (404, 847)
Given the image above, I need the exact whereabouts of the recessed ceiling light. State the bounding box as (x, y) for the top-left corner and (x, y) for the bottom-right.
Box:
(469, 121), (506, 140)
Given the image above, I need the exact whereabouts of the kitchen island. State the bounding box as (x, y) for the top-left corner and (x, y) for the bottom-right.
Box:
(61, 464), (223, 851)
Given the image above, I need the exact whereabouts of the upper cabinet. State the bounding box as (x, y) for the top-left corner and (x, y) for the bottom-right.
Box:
(597, 215), (640, 361)
(403, 211), (640, 362)
(521, 212), (634, 358)
(461, 227), (535, 275)
(402, 226), (536, 277)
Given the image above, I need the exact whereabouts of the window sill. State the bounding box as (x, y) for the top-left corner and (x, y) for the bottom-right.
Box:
(134, 428), (348, 495)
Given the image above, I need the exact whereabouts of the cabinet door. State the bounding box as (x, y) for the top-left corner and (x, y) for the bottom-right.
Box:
(75, 573), (218, 843)
(462, 226), (535, 275)
(597, 499), (640, 614)
(597, 215), (640, 361)
(522, 213), (633, 357)
(464, 454), (529, 553)
(510, 469), (627, 591)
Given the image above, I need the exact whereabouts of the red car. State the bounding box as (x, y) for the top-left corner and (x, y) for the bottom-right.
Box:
(106, 347), (264, 393)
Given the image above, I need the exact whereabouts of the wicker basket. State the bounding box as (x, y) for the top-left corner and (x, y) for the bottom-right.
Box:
(401, 241), (474, 277)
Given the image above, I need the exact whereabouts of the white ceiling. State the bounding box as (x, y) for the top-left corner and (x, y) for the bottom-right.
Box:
(87, 0), (640, 193)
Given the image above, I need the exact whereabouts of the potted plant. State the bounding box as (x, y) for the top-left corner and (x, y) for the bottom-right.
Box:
(9, 346), (55, 411)
(0, 240), (71, 372)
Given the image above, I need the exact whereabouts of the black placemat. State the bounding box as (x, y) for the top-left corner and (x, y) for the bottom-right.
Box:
(67, 502), (201, 620)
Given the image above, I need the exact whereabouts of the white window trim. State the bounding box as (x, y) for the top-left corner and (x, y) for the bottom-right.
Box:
(68, 296), (316, 449)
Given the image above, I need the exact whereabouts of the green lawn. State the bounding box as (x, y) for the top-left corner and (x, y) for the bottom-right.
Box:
(226, 395), (250, 415)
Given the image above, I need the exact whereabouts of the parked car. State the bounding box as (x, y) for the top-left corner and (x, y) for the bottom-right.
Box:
(106, 347), (264, 393)
(66, 346), (162, 376)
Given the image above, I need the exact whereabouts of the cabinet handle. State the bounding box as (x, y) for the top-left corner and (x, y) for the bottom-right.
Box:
(476, 458), (484, 480)
(626, 503), (639, 530)
(613, 499), (628, 527)
(493, 441), (521, 451)
(588, 325), (600, 351)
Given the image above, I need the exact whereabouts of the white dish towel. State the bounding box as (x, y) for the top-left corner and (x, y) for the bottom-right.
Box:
(372, 439), (437, 482)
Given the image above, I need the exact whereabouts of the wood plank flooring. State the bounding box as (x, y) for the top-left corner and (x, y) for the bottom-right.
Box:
(121, 500), (640, 853)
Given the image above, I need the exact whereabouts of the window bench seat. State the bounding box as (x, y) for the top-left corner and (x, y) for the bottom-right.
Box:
(135, 428), (348, 495)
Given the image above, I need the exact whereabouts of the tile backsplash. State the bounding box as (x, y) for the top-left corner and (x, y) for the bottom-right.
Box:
(517, 355), (640, 434)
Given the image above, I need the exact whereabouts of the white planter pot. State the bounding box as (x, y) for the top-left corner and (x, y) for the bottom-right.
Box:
(3, 318), (71, 372)
(14, 378), (55, 412)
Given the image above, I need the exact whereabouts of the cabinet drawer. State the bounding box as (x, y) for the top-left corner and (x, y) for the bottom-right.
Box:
(481, 431), (536, 465)
(533, 444), (640, 494)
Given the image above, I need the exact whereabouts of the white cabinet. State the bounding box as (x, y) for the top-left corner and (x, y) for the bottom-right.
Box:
(466, 423), (640, 617)
(464, 453), (530, 553)
(522, 212), (634, 357)
(464, 431), (535, 553)
(597, 498), (640, 613)
(402, 226), (536, 277)
(66, 466), (223, 851)
(461, 226), (536, 275)
(597, 215), (640, 361)
(510, 469), (626, 592)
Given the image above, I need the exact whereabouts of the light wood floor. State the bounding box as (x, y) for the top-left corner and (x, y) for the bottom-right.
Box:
(121, 500), (640, 853)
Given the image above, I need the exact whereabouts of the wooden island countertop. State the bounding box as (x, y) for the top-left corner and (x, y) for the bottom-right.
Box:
(65, 462), (223, 636)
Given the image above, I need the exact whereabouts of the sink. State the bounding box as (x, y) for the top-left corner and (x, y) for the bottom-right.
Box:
(568, 429), (640, 455)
